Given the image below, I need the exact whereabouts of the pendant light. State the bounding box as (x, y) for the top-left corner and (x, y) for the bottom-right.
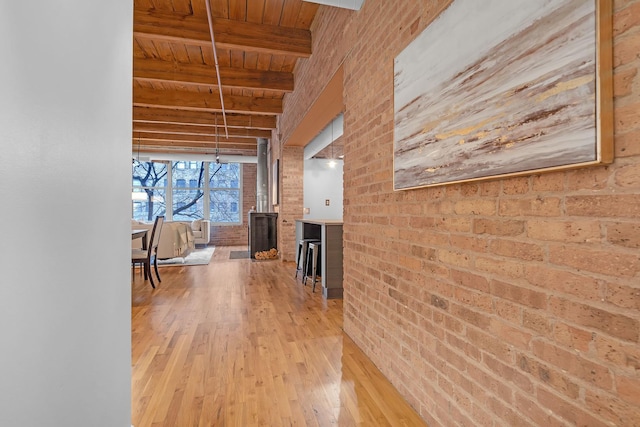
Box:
(328, 120), (337, 168)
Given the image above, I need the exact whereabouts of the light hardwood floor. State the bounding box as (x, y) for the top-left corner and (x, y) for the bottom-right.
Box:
(131, 245), (426, 426)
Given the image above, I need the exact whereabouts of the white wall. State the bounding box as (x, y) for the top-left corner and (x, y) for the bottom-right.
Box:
(303, 159), (343, 220)
(0, 2), (132, 426)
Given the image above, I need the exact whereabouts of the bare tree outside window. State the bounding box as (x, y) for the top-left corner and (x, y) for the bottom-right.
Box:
(172, 161), (205, 220)
(209, 163), (241, 223)
(132, 160), (241, 224)
(132, 161), (168, 222)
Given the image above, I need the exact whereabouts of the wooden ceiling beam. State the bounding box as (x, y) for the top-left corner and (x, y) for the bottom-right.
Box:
(132, 140), (256, 154)
(134, 11), (311, 57)
(133, 87), (283, 115)
(134, 132), (259, 144)
(136, 146), (258, 156)
(134, 58), (294, 92)
(134, 11), (209, 45)
(133, 107), (277, 129)
(212, 18), (311, 57)
(133, 122), (272, 138)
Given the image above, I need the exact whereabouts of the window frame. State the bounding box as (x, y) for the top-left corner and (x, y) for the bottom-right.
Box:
(131, 161), (169, 222)
(132, 161), (242, 225)
(208, 162), (242, 226)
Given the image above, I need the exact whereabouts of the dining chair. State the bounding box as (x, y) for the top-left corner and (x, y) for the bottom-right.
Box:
(132, 215), (164, 289)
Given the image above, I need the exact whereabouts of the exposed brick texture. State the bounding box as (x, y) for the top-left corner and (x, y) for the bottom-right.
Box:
(276, 1), (640, 425)
(278, 145), (304, 262)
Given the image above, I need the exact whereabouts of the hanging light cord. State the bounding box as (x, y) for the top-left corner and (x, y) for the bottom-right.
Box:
(215, 113), (220, 163)
(205, 0), (229, 139)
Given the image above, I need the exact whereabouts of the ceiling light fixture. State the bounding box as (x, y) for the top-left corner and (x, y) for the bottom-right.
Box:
(328, 121), (337, 168)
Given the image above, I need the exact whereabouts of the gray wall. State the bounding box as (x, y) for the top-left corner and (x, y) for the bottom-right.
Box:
(304, 159), (344, 220)
(0, 2), (132, 426)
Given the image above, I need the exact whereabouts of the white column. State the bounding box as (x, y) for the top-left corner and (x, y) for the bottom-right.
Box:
(0, 2), (132, 426)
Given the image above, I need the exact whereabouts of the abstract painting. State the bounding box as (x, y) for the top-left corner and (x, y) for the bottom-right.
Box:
(393, 0), (612, 190)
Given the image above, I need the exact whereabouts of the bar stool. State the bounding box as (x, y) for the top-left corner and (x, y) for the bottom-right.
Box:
(303, 241), (322, 292)
(295, 238), (320, 279)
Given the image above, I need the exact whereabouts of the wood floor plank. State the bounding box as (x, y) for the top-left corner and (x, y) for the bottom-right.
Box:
(132, 245), (427, 426)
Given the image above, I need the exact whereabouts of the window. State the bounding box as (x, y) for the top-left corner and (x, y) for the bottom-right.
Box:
(172, 161), (204, 221)
(132, 161), (242, 225)
(209, 163), (241, 223)
(132, 161), (168, 222)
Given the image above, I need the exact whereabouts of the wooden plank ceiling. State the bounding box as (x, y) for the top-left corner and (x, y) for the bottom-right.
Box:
(133, 0), (319, 157)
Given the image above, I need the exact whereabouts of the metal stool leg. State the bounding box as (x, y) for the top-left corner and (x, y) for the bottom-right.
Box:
(295, 240), (304, 278)
(311, 243), (320, 292)
(303, 244), (313, 285)
(296, 239), (318, 280)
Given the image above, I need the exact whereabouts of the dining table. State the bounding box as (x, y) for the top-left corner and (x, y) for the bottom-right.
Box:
(131, 228), (149, 249)
(131, 229), (148, 250)
(131, 228), (149, 279)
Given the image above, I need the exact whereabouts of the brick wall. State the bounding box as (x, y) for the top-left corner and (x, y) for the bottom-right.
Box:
(278, 0), (640, 425)
(210, 163), (256, 246)
(273, 7), (352, 262)
(278, 145), (304, 262)
(278, 8), (351, 145)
